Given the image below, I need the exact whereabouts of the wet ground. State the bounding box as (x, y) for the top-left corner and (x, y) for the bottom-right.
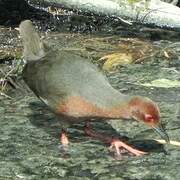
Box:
(1, 12), (180, 180)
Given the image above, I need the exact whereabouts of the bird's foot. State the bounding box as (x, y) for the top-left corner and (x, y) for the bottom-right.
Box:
(59, 129), (69, 151)
(109, 139), (147, 157)
(84, 122), (147, 158)
(60, 131), (69, 146)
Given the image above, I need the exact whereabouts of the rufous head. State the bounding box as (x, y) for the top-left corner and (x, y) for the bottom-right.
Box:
(128, 96), (169, 143)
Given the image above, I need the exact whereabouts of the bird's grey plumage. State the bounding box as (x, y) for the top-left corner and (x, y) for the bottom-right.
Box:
(20, 20), (130, 118)
(23, 49), (129, 112)
(19, 20), (46, 61)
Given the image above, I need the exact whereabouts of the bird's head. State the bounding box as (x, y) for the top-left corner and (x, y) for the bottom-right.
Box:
(128, 96), (169, 143)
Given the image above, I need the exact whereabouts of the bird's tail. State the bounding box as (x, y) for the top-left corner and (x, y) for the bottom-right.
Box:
(19, 20), (46, 61)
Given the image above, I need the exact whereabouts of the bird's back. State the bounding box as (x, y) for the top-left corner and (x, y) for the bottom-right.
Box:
(20, 20), (128, 118)
(23, 49), (127, 114)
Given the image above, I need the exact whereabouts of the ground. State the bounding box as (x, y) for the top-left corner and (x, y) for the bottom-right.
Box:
(0, 16), (180, 180)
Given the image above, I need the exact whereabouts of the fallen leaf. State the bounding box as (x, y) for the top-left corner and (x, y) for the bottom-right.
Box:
(99, 53), (133, 71)
(140, 78), (180, 88)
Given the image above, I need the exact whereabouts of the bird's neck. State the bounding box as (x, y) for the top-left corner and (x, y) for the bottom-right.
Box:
(56, 95), (133, 120)
(101, 101), (132, 119)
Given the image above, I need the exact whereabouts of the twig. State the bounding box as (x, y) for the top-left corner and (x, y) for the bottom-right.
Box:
(0, 91), (13, 99)
(154, 139), (180, 146)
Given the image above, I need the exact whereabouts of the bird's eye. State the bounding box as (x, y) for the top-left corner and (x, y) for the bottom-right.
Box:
(144, 114), (154, 122)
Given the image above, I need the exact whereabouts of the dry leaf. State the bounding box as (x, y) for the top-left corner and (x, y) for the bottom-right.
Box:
(99, 53), (133, 71)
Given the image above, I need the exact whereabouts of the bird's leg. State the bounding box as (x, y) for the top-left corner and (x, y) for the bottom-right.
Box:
(84, 122), (112, 143)
(84, 122), (146, 157)
(60, 128), (69, 146)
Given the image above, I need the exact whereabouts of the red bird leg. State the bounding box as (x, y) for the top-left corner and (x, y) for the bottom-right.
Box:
(84, 122), (146, 157)
(84, 122), (112, 143)
(60, 129), (69, 146)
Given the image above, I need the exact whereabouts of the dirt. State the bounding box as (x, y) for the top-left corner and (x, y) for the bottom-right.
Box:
(0, 11), (180, 180)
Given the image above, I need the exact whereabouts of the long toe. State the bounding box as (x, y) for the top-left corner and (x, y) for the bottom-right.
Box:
(110, 140), (147, 157)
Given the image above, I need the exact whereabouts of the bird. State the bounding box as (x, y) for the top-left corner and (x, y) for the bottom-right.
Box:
(19, 20), (169, 157)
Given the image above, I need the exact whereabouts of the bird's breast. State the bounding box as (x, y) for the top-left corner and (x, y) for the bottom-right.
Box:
(55, 96), (127, 120)
(56, 96), (103, 118)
